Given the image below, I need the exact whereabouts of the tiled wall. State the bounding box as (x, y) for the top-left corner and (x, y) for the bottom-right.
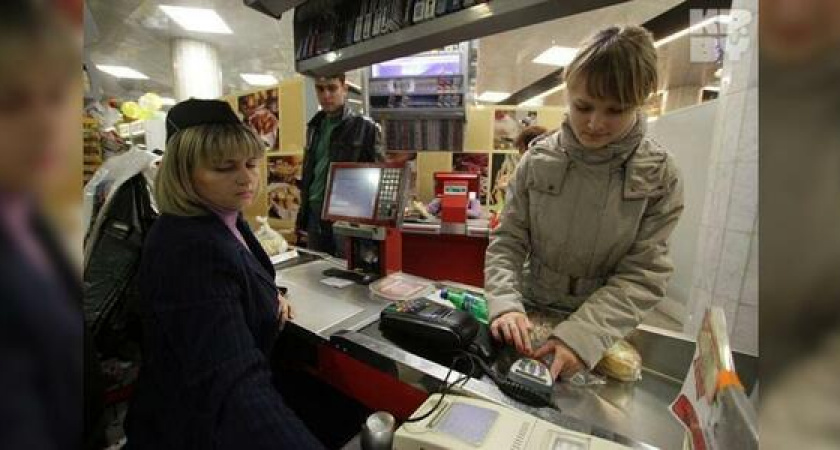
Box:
(686, 0), (758, 355)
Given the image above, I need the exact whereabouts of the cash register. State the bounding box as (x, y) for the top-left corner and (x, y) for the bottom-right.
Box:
(321, 162), (410, 284)
(395, 394), (631, 449)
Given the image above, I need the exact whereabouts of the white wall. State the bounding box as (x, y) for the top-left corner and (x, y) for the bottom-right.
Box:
(648, 100), (718, 319)
(682, 0), (759, 356)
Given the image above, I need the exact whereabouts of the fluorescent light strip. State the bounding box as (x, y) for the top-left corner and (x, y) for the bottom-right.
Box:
(240, 73), (279, 86)
(654, 15), (727, 48)
(477, 91), (510, 103)
(96, 65), (149, 80)
(159, 5), (232, 34)
(532, 46), (578, 67)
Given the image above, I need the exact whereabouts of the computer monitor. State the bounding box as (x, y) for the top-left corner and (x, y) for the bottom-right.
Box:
(323, 162), (408, 226)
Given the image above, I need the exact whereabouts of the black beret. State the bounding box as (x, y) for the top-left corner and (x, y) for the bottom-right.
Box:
(165, 99), (241, 141)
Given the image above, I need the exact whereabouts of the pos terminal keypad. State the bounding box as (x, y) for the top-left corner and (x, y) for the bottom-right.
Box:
(376, 167), (403, 220)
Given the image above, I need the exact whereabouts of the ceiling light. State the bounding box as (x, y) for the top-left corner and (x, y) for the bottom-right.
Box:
(96, 65), (149, 80)
(477, 91), (510, 103)
(240, 73), (278, 86)
(532, 46), (578, 67)
(702, 85), (721, 92)
(519, 98), (544, 107)
(159, 5), (232, 34)
(655, 15), (727, 48)
(160, 97), (177, 106)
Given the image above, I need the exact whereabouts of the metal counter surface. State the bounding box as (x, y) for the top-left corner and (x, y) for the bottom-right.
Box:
(275, 258), (757, 449)
(276, 259), (389, 337)
(349, 324), (688, 449)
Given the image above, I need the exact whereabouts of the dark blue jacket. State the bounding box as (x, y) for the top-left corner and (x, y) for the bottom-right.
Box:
(125, 213), (323, 449)
(0, 214), (102, 450)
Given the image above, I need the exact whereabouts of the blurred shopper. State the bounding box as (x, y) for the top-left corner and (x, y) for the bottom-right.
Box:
(0, 1), (105, 449)
(124, 100), (323, 449)
(760, 0), (840, 448)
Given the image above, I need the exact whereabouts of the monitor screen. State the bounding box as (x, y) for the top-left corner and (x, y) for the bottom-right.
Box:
(326, 167), (382, 220)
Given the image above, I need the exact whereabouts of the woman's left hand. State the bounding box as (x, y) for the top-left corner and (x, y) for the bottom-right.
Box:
(533, 338), (585, 380)
(278, 294), (294, 326)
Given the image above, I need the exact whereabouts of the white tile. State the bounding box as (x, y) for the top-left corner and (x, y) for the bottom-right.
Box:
(721, 11), (756, 94)
(700, 165), (718, 226)
(716, 92), (747, 163)
(747, 22), (759, 89)
(740, 232), (758, 306)
(705, 163), (734, 228)
(696, 225), (725, 292)
(732, 0), (759, 15)
(737, 87), (758, 162)
(713, 230), (752, 300)
(726, 160), (758, 233)
(732, 304), (758, 355)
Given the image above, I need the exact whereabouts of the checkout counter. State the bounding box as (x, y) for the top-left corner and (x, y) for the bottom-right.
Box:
(400, 172), (490, 287)
(274, 163), (758, 449)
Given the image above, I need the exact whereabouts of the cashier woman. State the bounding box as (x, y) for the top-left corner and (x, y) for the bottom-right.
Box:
(124, 100), (323, 449)
(486, 26), (685, 380)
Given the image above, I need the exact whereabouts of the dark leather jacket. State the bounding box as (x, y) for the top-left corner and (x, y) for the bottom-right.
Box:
(296, 105), (384, 231)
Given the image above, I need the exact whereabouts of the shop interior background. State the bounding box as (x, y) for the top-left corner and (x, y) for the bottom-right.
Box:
(82, 0), (757, 354)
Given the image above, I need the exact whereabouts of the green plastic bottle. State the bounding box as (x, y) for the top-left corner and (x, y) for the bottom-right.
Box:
(441, 289), (488, 324)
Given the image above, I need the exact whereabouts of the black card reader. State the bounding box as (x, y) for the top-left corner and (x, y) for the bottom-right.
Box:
(379, 298), (480, 351)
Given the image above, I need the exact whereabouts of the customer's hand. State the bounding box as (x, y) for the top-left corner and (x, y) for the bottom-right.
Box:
(278, 294), (294, 326)
(490, 312), (534, 356)
(533, 337), (585, 380)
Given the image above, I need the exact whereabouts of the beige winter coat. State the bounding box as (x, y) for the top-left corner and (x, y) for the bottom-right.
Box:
(485, 114), (684, 368)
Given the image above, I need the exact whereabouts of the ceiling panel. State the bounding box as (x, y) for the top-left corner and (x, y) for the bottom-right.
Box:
(86, 0), (297, 100)
(85, 0), (714, 105)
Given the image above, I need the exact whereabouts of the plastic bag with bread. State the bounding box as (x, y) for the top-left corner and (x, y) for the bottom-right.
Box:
(595, 339), (643, 382)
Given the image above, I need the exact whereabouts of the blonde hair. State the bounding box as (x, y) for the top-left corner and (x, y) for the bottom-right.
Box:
(155, 124), (265, 216)
(564, 25), (658, 107)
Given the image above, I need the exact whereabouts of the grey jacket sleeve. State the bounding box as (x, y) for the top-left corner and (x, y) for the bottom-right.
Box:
(485, 154), (531, 321)
(553, 156), (685, 368)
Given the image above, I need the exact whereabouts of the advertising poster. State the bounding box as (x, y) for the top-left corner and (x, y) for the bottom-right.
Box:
(266, 155), (302, 221)
(238, 88), (280, 150)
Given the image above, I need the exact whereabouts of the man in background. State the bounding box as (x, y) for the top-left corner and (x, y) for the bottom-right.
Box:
(296, 74), (384, 257)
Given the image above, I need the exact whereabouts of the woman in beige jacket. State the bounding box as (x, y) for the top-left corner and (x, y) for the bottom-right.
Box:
(485, 26), (684, 380)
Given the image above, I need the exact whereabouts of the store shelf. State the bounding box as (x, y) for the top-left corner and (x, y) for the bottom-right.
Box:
(371, 108), (465, 119)
(296, 0), (629, 76)
(244, 0), (307, 18)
